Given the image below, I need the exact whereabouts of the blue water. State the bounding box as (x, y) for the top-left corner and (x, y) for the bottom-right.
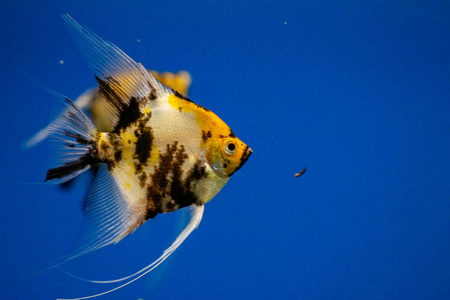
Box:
(1, 1), (450, 299)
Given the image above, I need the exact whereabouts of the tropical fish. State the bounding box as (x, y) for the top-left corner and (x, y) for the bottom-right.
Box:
(37, 15), (252, 299)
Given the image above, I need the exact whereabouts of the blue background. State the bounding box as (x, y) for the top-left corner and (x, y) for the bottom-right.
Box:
(1, 1), (450, 299)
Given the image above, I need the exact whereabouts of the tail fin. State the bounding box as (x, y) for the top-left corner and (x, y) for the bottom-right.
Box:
(24, 87), (98, 149)
(45, 91), (97, 184)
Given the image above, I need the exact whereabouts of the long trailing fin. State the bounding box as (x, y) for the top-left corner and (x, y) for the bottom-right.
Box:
(57, 205), (204, 300)
(45, 91), (97, 184)
(61, 14), (172, 130)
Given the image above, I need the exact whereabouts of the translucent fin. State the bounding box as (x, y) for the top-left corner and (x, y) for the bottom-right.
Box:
(24, 125), (51, 149)
(61, 164), (138, 261)
(74, 87), (98, 110)
(61, 14), (172, 124)
(16, 163), (139, 280)
(24, 87), (98, 149)
(45, 92), (97, 184)
(57, 205), (204, 300)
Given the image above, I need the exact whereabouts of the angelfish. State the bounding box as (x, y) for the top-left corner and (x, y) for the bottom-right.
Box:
(42, 15), (251, 299)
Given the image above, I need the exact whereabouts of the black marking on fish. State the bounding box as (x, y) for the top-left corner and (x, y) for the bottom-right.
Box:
(105, 133), (123, 170)
(134, 126), (153, 165)
(113, 97), (141, 133)
(99, 95), (154, 174)
(202, 130), (212, 143)
(63, 130), (90, 145)
(229, 145), (252, 176)
(114, 149), (123, 162)
(146, 78), (154, 89)
(185, 160), (206, 182)
(138, 172), (147, 188)
(229, 130), (236, 138)
(145, 143), (176, 218)
(131, 112), (153, 175)
(168, 146), (194, 209)
(172, 91), (211, 113)
(100, 141), (110, 153)
(47, 126), (99, 181)
(96, 75), (122, 111)
(172, 89), (191, 102)
(145, 209), (158, 220)
(96, 75), (144, 133)
(196, 103), (210, 112)
(149, 89), (157, 100)
(145, 142), (204, 219)
(46, 152), (96, 181)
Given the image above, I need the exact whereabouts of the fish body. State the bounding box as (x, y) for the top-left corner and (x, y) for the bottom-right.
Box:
(38, 15), (251, 298)
(47, 71), (251, 237)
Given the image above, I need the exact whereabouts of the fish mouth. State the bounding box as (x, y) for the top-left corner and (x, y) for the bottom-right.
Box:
(240, 146), (252, 168)
(229, 146), (252, 176)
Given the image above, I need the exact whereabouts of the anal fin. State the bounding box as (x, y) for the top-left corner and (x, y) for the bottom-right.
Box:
(57, 204), (204, 300)
(68, 164), (138, 259)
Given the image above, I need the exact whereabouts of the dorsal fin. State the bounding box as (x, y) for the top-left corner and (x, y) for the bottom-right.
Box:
(61, 14), (172, 128)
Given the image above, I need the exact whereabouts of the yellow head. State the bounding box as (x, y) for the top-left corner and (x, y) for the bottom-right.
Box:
(207, 134), (252, 177)
(197, 125), (251, 203)
(166, 93), (251, 203)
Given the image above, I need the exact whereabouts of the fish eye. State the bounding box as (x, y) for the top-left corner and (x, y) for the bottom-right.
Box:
(224, 141), (236, 155)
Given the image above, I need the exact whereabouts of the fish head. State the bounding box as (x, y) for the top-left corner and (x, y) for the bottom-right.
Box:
(207, 132), (252, 178)
(196, 130), (251, 204)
